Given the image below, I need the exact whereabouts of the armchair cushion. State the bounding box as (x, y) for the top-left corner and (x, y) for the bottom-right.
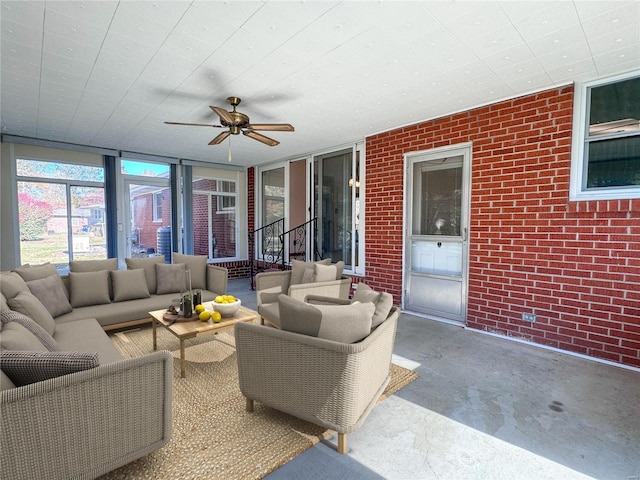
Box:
(313, 263), (337, 282)
(290, 258), (331, 285)
(279, 295), (375, 343)
(353, 283), (394, 329)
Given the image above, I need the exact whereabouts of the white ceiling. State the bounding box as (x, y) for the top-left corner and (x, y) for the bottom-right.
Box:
(2, 1), (639, 168)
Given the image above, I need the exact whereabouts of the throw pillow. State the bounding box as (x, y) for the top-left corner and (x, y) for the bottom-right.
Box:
(172, 253), (207, 290)
(0, 321), (50, 352)
(313, 263), (337, 283)
(111, 269), (151, 302)
(0, 310), (60, 351)
(0, 351), (99, 387)
(313, 302), (375, 343)
(69, 271), (111, 308)
(334, 261), (345, 280)
(125, 256), (165, 294)
(26, 274), (73, 318)
(278, 295), (323, 337)
(6, 291), (57, 335)
(155, 263), (187, 294)
(290, 258), (331, 285)
(351, 283), (393, 329)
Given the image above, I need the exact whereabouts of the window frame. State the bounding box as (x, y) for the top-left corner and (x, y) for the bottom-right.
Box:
(152, 191), (163, 222)
(570, 70), (640, 200)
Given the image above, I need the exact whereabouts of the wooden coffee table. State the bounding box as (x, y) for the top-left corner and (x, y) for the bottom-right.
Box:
(150, 305), (258, 378)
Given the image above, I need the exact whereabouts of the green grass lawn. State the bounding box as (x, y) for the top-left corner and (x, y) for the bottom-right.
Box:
(20, 233), (107, 269)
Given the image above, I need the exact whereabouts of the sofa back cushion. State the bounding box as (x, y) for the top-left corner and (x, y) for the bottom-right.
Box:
(0, 350), (99, 387)
(0, 311), (59, 351)
(352, 283), (393, 329)
(69, 258), (118, 273)
(172, 253), (207, 290)
(278, 295), (375, 343)
(125, 256), (165, 294)
(111, 269), (151, 302)
(69, 270), (111, 308)
(26, 274), (73, 318)
(155, 263), (187, 294)
(6, 291), (57, 335)
(0, 272), (31, 300)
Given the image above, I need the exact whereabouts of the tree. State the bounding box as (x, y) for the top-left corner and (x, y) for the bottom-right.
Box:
(18, 193), (52, 240)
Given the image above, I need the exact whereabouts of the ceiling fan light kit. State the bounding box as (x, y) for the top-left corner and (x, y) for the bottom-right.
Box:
(165, 97), (294, 149)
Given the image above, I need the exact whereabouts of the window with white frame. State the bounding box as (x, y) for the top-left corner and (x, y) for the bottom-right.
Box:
(571, 71), (640, 199)
(152, 191), (163, 222)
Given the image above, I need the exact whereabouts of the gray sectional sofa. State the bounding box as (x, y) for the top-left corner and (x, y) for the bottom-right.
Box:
(0, 254), (228, 479)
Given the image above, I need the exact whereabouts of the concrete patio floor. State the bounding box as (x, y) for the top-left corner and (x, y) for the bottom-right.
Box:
(227, 278), (640, 480)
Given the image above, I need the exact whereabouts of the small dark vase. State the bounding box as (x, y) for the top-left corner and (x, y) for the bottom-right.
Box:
(182, 297), (192, 318)
(193, 290), (202, 307)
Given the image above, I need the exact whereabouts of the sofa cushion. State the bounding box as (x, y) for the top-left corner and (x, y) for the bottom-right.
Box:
(1, 311), (59, 351)
(0, 271), (31, 300)
(125, 256), (165, 294)
(290, 258), (331, 286)
(352, 283), (393, 329)
(0, 321), (49, 351)
(0, 350), (99, 387)
(155, 263), (187, 294)
(260, 291), (281, 304)
(13, 263), (58, 282)
(313, 263), (337, 283)
(173, 253), (207, 290)
(54, 319), (123, 364)
(0, 292), (9, 313)
(69, 258), (118, 272)
(69, 270), (111, 308)
(26, 274), (73, 318)
(111, 269), (150, 302)
(6, 291), (57, 335)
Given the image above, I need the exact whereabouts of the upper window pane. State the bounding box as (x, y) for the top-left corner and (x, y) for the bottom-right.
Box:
(16, 158), (104, 182)
(588, 76), (640, 137)
(121, 160), (170, 177)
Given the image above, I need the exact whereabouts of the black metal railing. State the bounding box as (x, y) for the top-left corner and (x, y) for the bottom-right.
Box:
(249, 218), (285, 289)
(280, 217), (321, 265)
(249, 217), (322, 290)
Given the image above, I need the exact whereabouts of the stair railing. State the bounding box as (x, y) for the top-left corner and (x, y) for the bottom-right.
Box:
(279, 217), (321, 267)
(249, 218), (285, 289)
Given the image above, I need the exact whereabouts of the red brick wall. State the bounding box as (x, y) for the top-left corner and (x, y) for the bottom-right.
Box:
(366, 85), (640, 367)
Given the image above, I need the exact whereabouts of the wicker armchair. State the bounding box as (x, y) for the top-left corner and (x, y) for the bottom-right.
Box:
(235, 306), (399, 454)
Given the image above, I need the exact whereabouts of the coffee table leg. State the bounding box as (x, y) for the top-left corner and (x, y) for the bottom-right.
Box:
(180, 339), (186, 378)
(152, 318), (157, 351)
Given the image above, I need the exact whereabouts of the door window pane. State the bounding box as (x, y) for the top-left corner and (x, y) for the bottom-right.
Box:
(192, 177), (237, 260)
(412, 158), (462, 236)
(129, 184), (171, 257)
(70, 186), (107, 262)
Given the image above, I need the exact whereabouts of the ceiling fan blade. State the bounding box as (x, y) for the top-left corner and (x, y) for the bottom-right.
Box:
(210, 106), (234, 124)
(247, 123), (294, 132)
(209, 131), (231, 145)
(243, 130), (279, 146)
(165, 121), (223, 128)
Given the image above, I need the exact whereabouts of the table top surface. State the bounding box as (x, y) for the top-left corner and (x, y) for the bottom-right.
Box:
(149, 304), (258, 337)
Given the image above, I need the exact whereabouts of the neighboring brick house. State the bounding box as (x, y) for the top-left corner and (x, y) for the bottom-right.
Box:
(247, 84), (639, 368)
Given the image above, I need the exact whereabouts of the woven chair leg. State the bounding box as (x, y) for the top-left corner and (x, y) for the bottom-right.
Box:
(338, 433), (347, 454)
(246, 397), (254, 412)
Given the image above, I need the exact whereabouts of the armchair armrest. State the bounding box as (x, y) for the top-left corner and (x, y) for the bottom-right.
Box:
(255, 271), (291, 306)
(207, 264), (228, 295)
(288, 276), (352, 302)
(305, 295), (351, 306)
(1, 351), (173, 480)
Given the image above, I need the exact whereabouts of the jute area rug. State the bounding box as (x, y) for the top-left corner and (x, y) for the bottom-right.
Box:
(100, 324), (419, 480)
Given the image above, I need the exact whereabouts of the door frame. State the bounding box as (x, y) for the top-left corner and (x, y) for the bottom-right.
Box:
(402, 142), (472, 324)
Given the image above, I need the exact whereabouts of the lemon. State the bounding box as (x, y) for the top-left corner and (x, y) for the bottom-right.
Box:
(199, 310), (211, 322)
(211, 311), (222, 323)
(214, 295), (224, 304)
(195, 304), (205, 314)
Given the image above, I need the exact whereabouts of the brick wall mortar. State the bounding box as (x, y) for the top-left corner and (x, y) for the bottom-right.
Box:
(365, 85), (640, 368)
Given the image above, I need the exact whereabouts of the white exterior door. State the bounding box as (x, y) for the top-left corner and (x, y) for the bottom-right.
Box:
(404, 144), (471, 323)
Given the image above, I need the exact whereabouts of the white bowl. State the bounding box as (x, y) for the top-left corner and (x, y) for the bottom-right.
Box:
(212, 299), (241, 317)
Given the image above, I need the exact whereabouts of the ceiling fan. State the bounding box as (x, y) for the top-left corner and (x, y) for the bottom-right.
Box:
(164, 96), (294, 147)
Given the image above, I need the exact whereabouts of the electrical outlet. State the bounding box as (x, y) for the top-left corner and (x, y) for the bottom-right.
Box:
(522, 313), (536, 323)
